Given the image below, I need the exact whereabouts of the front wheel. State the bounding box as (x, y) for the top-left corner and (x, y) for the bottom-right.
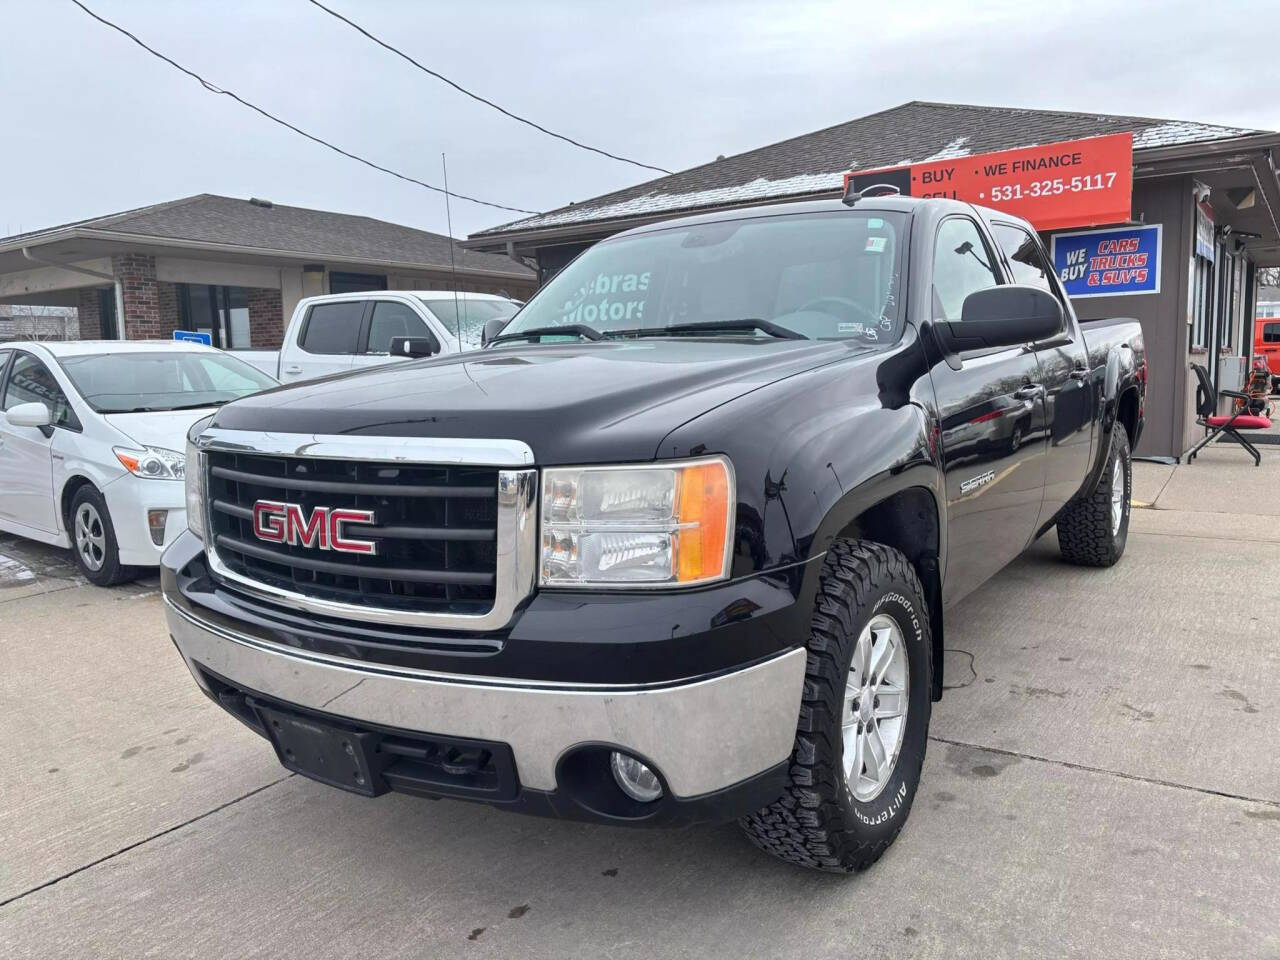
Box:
(69, 485), (139, 587)
(740, 540), (932, 872)
(1056, 427), (1131, 567)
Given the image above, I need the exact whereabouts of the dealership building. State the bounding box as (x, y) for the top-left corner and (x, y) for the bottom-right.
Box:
(466, 101), (1280, 459)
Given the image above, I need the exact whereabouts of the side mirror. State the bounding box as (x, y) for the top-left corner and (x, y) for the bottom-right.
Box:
(481, 317), (510, 347)
(388, 336), (438, 359)
(933, 285), (1064, 353)
(5, 401), (52, 431)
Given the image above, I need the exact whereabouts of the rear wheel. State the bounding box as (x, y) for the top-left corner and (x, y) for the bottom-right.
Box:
(69, 486), (138, 587)
(1056, 427), (1130, 567)
(740, 540), (932, 872)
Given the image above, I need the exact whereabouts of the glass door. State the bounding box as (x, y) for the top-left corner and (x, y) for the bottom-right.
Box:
(179, 284), (251, 348)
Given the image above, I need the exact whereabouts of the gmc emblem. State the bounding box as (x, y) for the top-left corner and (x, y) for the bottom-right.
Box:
(252, 500), (378, 555)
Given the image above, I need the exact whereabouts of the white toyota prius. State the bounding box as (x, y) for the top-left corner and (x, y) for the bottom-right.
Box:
(0, 340), (278, 585)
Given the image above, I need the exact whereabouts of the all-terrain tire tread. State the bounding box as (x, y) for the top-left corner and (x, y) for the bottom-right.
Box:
(1056, 429), (1130, 567)
(739, 540), (930, 873)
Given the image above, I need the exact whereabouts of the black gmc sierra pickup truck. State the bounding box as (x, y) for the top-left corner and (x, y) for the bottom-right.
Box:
(163, 194), (1145, 872)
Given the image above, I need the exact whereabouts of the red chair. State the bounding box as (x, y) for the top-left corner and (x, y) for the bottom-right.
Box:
(1187, 363), (1271, 466)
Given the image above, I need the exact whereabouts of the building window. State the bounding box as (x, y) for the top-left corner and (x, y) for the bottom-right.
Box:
(1190, 255), (1212, 352)
(329, 271), (387, 295)
(179, 284), (251, 349)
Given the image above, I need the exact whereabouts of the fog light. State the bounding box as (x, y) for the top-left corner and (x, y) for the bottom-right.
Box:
(609, 751), (662, 802)
(147, 510), (168, 546)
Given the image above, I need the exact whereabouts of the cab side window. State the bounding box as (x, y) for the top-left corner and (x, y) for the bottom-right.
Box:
(932, 218), (1001, 321)
(299, 302), (363, 354)
(992, 223), (1058, 297)
(3, 353), (78, 429)
(365, 301), (435, 355)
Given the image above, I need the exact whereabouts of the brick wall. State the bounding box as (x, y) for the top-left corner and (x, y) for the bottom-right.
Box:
(157, 281), (180, 331)
(113, 253), (167, 340)
(77, 287), (103, 339)
(247, 287), (284, 347)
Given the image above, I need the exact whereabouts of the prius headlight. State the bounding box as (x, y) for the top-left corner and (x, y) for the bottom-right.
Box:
(540, 457), (734, 588)
(113, 445), (185, 480)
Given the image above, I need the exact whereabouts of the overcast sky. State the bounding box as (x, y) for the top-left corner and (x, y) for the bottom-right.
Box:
(4, 0), (1279, 242)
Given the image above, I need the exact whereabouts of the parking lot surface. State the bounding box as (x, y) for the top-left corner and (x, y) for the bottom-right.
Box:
(2, 444), (1278, 959)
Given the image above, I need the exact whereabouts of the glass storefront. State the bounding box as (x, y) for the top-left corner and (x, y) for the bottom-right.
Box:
(179, 284), (251, 349)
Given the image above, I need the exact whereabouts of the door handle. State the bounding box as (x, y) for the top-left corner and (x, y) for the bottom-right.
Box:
(284, 364), (303, 375)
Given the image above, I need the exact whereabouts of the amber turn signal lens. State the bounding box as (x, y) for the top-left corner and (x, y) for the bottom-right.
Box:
(674, 460), (731, 583)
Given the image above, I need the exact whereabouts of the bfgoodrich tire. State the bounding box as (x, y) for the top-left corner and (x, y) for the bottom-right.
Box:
(1056, 428), (1131, 567)
(740, 540), (932, 873)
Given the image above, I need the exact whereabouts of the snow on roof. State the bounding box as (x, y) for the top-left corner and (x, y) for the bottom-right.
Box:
(1131, 120), (1258, 149)
(914, 136), (972, 163)
(505, 170), (848, 232)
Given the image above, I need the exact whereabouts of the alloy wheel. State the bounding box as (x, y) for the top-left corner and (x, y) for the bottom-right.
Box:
(1110, 456), (1126, 535)
(75, 502), (107, 572)
(842, 613), (910, 802)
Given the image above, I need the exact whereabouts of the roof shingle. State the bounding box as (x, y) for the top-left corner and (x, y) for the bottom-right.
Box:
(4, 194), (532, 277)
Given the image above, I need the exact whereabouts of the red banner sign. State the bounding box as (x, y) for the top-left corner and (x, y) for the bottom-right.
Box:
(844, 133), (1133, 231)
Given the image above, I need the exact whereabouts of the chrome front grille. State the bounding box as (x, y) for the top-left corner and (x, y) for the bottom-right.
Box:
(195, 430), (536, 631)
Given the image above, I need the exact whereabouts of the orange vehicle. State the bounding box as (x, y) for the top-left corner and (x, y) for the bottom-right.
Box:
(1256, 316), (1280, 392)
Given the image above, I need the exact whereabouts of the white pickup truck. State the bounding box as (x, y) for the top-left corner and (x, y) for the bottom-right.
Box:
(236, 290), (521, 384)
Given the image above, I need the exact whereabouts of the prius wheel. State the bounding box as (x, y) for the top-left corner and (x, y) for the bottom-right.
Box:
(740, 539), (932, 872)
(69, 486), (137, 587)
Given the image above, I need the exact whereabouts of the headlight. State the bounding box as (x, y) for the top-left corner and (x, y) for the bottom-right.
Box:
(540, 456), (734, 588)
(184, 416), (213, 541)
(113, 445), (185, 480)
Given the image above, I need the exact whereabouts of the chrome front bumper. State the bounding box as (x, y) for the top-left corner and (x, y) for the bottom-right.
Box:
(165, 597), (805, 798)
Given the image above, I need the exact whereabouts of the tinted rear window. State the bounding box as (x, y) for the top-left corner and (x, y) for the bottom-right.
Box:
(1264, 323), (1280, 344)
(301, 302), (363, 354)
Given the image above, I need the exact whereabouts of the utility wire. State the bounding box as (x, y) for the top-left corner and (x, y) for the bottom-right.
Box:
(305, 0), (673, 176)
(69, 0), (539, 215)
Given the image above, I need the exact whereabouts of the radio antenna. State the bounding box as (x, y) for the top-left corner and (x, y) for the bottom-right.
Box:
(442, 153), (464, 344)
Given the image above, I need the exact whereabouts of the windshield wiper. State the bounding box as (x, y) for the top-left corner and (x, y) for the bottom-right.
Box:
(488, 324), (603, 346)
(608, 319), (808, 340)
(108, 400), (228, 414)
(165, 399), (230, 411)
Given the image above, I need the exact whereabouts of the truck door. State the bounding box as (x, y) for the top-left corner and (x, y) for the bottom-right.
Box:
(280, 300), (364, 382)
(926, 216), (1048, 605)
(989, 221), (1094, 526)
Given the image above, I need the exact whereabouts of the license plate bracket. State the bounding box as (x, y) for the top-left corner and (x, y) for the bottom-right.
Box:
(250, 698), (388, 797)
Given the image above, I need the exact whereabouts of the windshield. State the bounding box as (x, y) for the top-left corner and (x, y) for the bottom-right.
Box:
(58, 351), (278, 413)
(420, 298), (520, 349)
(500, 210), (906, 343)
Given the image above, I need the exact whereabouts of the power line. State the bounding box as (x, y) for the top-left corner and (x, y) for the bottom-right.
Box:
(305, 0), (673, 176)
(69, 0), (539, 216)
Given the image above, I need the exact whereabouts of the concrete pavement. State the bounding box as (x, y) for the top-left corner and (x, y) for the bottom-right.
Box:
(1, 447), (1278, 959)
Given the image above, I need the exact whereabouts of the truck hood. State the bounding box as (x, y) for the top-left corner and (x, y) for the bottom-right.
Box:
(103, 408), (219, 451)
(212, 339), (860, 464)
